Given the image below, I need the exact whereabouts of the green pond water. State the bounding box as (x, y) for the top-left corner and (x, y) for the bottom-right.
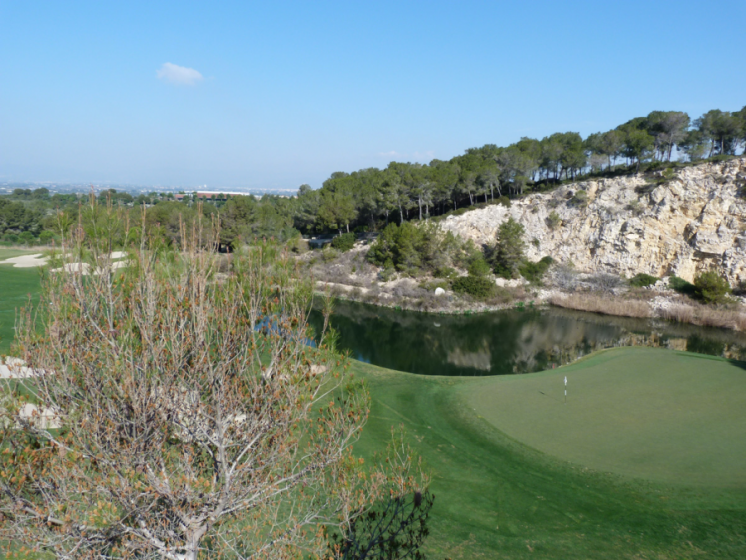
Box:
(310, 299), (746, 376)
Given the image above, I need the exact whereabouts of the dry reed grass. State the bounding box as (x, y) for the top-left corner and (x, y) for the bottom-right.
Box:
(550, 293), (653, 318)
(552, 292), (746, 331)
(662, 301), (746, 330)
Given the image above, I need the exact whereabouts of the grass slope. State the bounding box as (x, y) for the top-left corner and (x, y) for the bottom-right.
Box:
(352, 348), (746, 559)
(0, 250), (41, 355)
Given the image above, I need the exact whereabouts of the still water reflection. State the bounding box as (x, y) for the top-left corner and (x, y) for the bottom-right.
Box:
(309, 300), (746, 376)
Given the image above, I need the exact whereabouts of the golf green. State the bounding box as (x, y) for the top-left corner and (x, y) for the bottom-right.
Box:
(461, 347), (746, 486)
(352, 348), (746, 558)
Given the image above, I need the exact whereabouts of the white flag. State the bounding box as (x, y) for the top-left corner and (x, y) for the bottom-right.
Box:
(564, 376), (567, 386)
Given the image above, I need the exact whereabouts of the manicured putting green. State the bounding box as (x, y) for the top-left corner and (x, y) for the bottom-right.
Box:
(353, 348), (746, 559)
(461, 347), (746, 486)
(0, 250), (42, 355)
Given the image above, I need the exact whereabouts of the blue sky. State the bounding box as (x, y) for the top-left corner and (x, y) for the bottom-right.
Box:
(1, 0), (744, 189)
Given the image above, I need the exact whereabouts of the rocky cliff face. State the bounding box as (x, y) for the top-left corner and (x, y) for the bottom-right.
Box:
(440, 157), (746, 283)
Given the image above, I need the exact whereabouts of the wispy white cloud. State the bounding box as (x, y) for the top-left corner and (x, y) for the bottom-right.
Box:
(156, 62), (204, 86)
(378, 150), (402, 158)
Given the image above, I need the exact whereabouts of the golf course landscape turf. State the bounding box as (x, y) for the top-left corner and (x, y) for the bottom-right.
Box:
(351, 348), (746, 559)
(0, 249), (41, 356)
(1, 255), (745, 558)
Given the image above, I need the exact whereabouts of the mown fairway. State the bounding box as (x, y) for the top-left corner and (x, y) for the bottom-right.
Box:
(0, 249), (41, 355)
(352, 348), (746, 559)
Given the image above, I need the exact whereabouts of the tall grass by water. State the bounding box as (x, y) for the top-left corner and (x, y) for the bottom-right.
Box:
(660, 301), (746, 330)
(550, 292), (652, 318)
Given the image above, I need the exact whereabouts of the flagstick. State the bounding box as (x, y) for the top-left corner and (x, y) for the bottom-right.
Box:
(564, 376), (567, 404)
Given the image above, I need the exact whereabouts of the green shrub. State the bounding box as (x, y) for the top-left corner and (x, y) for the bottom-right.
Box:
(452, 275), (496, 300)
(498, 196), (511, 208)
(630, 273), (659, 288)
(630, 200), (645, 216)
(18, 231), (36, 245)
(38, 230), (54, 245)
(378, 266), (396, 282)
(518, 256), (554, 284)
(320, 246), (339, 262)
(434, 266), (458, 280)
(367, 221), (469, 276)
(694, 270), (731, 304)
(568, 190), (588, 207)
(546, 211), (561, 230)
(331, 232), (355, 251)
(669, 275), (696, 296)
(467, 257), (491, 277)
(420, 279), (450, 291)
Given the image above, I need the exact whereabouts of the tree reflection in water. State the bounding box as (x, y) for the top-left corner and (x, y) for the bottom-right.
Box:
(309, 300), (746, 376)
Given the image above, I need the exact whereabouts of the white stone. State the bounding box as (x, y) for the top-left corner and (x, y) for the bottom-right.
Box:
(434, 287), (446, 296)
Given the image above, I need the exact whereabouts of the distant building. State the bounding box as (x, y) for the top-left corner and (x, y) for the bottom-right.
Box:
(175, 192), (251, 202)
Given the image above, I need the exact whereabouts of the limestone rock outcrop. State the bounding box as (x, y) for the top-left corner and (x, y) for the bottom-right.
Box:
(440, 158), (746, 283)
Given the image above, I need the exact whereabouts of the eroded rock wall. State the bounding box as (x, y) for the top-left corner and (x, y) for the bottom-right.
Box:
(440, 158), (746, 283)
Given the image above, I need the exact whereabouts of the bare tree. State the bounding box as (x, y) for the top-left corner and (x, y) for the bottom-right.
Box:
(0, 207), (427, 559)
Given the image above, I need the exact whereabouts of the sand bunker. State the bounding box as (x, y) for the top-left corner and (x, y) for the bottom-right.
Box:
(0, 253), (49, 268)
(1, 251), (127, 270)
(0, 251), (130, 275)
(50, 258), (129, 275)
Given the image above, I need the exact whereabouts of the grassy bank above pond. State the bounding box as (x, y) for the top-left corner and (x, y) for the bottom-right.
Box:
(351, 347), (746, 559)
(0, 250), (41, 355)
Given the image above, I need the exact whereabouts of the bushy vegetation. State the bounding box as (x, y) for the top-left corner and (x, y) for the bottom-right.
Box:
(467, 256), (491, 277)
(567, 189), (589, 207)
(694, 270), (731, 304)
(331, 232), (356, 251)
(669, 272), (732, 305)
(519, 256), (554, 284)
(433, 266), (459, 280)
(367, 222), (470, 276)
(630, 273), (659, 288)
(669, 275), (696, 296)
(546, 211), (561, 230)
(0, 195), (45, 242)
(452, 275), (496, 300)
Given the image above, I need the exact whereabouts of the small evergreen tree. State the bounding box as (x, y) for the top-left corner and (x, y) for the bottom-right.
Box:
(492, 217), (525, 279)
(694, 270), (731, 304)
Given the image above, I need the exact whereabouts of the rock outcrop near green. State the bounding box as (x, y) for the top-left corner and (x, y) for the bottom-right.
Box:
(441, 157), (746, 283)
